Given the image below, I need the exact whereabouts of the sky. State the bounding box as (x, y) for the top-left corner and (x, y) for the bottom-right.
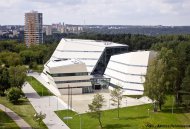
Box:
(0, 0), (190, 26)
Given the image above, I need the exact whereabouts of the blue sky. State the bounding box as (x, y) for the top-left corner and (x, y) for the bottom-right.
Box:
(0, 0), (189, 25)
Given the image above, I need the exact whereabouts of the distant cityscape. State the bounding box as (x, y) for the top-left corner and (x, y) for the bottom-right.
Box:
(1, 24), (190, 39)
(1, 10), (190, 45)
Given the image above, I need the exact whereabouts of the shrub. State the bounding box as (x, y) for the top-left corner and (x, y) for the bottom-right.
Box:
(5, 87), (22, 104)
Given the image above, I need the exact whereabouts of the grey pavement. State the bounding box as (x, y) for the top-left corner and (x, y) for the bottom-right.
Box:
(22, 82), (70, 129)
(0, 104), (32, 129)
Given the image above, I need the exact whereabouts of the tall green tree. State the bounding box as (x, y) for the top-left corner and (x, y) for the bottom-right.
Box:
(0, 52), (22, 67)
(88, 93), (105, 129)
(8, 65), (26, 88)
(110, 88), (123, 118)
(0, 67), (10, 95)
(144, 48), (178, 111)
(180, 65), (190, 106)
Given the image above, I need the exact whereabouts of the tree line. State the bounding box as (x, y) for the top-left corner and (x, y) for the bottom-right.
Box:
(144, 35), (190, 110)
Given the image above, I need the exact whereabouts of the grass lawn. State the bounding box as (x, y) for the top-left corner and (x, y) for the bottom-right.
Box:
(55, 96), (190, 129)
(26, 76), (53, 96)
(0, 109), (19, 129)
(0, 96), (47, 129)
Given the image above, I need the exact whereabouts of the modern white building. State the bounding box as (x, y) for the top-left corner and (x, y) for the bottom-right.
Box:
(41, 38), (155, 95)
(104, 51), (156, 95)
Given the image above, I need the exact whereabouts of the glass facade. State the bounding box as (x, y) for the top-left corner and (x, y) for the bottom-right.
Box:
(55, 80), (91, 84)
(46, 71), (89, 77)
(91, 46), (128, 75)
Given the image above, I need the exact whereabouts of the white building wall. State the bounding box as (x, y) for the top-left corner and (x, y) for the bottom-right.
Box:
(105, 51), (156, 95)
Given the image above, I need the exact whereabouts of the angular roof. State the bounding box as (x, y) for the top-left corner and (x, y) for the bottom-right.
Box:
(46, 59), (83, 68)
(49, 38), (128, 73)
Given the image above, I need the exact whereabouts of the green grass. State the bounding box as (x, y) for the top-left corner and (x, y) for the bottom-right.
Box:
(0, 96), (47, 129)
(0, 109), (19, 129)
(55, 96), (190, 129)
(26, 76), (53, 96)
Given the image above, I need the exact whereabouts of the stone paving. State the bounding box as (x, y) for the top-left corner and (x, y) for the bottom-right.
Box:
(60, 92), (152, 114)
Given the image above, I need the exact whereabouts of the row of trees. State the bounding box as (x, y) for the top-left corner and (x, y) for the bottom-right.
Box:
(144, 39), (190, 110)
(0, 40), (57, 68)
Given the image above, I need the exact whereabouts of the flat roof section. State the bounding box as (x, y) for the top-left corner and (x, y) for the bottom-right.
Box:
(46, 59), (83, 68)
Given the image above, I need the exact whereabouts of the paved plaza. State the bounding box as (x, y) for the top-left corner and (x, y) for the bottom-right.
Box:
(60, 92), (152, 114)
(22, 82), (69, 129)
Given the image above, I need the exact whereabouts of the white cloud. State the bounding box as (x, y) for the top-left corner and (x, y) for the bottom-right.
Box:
(0, 0), (189, 25)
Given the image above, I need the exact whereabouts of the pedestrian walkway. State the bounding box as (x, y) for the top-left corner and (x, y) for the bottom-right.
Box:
(22, 83), (70, 129)
(0, 104), (32, 129)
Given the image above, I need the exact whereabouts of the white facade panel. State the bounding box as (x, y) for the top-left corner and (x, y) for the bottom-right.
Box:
(80, 60), (98, 66)
(52, 51), (102, 59)
(86, 67), (94, 72)
(107, 62), (147, 75)
(105, 51), (155, 95)
(105, 69), (144, 83)
(111, 51), (150, 65)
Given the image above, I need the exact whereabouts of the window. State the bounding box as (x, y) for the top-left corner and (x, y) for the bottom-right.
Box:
(46, 71), (89, 77)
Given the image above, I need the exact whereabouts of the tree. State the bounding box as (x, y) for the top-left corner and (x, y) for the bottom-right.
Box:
(8, 65), (26, 88)
(33, 112), (46, 125)
(180, 65), (190, 107)
(88, 93), (105, 129)
(5, 87), (22, 104)
(0, 52), (22, 67)
(0, 67), (10, 95)
(110, 88), (123, 118)
(144, 48), (178, 111)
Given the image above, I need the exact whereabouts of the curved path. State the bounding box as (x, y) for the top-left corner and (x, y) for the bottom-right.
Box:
(0, 104), (32, 129)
